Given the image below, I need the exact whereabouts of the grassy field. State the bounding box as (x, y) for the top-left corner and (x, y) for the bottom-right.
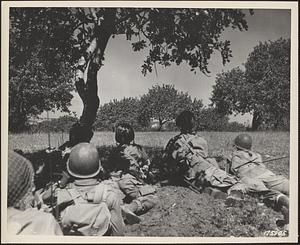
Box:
(8, 131), (291, 237)
(9, 131), (290, 177)
(9, 130), (290, 152)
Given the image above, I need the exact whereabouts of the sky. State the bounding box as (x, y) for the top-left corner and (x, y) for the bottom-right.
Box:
(46, 9), (291, 125)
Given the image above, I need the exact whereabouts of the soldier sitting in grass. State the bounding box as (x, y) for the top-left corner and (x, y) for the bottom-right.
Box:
(41, 143), (125, 236)
(163, 110), (249, 205)
(108, 122), (159, 221)
(228, 134), (289, 227)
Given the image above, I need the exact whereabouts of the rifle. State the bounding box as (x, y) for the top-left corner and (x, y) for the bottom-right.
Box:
(225, 155), (289, 175)
(44, 115), (61, 220)
(182, 177), (202, 194)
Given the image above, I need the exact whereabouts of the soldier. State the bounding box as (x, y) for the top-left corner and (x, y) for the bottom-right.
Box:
(163, 110), (247, 205)
(108, 122), (159, 219)
(228, 134), (289, 226)
(7, 151), (63, 235)
(41, 143), (125, 236)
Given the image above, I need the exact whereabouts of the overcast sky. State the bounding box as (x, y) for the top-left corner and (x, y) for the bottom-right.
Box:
(47, 9), (291, 125)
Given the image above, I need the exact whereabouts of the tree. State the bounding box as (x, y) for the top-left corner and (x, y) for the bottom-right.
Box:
(245, 38), (290, 130)
(210, 67), (248, 115)
(9, 50), (74, 131)
(9, 8), (76, 131)
(139, 84), (203, 130)
(95, 97), (141, 131)
(9, 8), (253, 130)
(197, 107), (245, 131)
(210, 38), (290, 130)
(29, 115), (78, 133)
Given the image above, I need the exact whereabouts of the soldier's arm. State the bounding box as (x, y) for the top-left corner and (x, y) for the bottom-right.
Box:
(230, 154), (244, 175)
(40, 184), (59, 206)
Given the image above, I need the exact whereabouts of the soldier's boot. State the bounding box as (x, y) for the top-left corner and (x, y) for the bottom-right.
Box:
(275, 194), (289, 227)
(135, 198), (157, 215)
(225, 190), (244, 207)
(121, 201), (141, 225)
(203, 187), (227, 200)
(276, 194), (289, 209)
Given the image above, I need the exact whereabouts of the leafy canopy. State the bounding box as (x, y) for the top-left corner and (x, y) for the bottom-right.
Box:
(10, 7), (253, 75)
(211, 38), (290, 130)
(139, 84), (203, 130)
(95, 97), (141, 131)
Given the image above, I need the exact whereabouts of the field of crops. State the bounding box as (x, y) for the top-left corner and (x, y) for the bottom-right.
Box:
(8, 131), (291, 237)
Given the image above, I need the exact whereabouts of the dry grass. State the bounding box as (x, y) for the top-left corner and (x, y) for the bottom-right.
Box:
(9, 131), (290, 155)
(9, 131), (290, 177)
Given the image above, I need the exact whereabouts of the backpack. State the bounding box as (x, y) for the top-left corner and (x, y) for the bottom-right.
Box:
(56, 183), (111, 236)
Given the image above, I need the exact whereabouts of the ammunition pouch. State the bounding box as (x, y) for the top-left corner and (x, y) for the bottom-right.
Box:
(139, 185), (156, 196)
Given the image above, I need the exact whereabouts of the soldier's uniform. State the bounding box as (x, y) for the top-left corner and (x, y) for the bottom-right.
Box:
(229, 148), (289, 204)
(7, 151), (63, 235)
(110, 143), (159, 215)
(42, 143), (125, 236)
(50, 178), (125, 236)
(164, 133), (246, 194)
(7, 207), (63, 235)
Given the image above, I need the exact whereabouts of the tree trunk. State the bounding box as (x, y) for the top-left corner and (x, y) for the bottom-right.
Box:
(74, 9), (117, 131)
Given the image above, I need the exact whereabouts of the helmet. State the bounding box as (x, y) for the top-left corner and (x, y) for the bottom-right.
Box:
(234, 134), (252, 150)
(176, 110), (196, 132)
(67, 143), (101, 178)
(115, 122), (134, 145)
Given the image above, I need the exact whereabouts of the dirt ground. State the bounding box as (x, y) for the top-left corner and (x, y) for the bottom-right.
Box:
(124, 185), (285, 237)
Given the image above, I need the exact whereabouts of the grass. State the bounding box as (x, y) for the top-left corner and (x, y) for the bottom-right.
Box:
(9, 131), (290, 177)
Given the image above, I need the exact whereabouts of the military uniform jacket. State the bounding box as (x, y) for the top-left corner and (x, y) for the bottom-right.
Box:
(114, 143), (151, 180)
(55, 179), (124, 236)
(230, 149), (274, 178)
(7, 207), (63, 235)
(164, 133), (218, 178)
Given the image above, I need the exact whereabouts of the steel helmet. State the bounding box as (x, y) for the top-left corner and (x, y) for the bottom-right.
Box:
(67, 143), (101, 178)
(234, 134), (252, 150)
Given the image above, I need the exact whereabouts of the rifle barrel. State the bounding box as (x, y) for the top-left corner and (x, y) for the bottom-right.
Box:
(183, 178), (202, 194)
(261, 155), (289, 164)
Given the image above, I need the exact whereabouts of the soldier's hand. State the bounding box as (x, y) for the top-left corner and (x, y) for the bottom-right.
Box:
(141, 164), (149, 172)
(45, 147), (57, 154)
(62, 147), (71, 158)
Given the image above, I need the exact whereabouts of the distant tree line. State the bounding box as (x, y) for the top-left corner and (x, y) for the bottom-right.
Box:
(26, 84), (246, 133)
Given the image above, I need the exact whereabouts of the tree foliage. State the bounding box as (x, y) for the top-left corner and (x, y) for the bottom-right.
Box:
(95, 97), (141, 131)
(9, 8), (75, 131)
(139, 84), (203, 130)
(211, 38), (290, 130)
(197, 107), (245, 131)
(9, 7), (253, 131)
(30, 115), (78, 133)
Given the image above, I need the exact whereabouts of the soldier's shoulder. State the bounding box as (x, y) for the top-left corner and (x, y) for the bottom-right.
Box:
(123, 143), (142, 155)
(190, 133), (207, 143)
(232, 149), (247, 157)
(232, 149), (258, 162)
